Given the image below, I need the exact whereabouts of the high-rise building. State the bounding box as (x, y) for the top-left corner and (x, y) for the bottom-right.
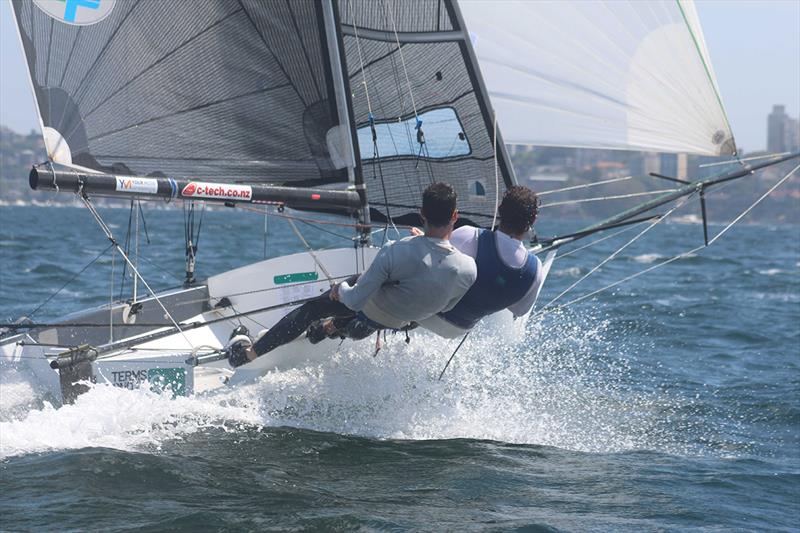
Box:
(659, 153), (688, 179)
(767, 105), (800, 153)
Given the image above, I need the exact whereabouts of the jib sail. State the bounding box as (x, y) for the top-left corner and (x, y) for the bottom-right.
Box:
(459, 0), (737, 156)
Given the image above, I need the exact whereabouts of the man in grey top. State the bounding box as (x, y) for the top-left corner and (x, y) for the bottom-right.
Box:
(226, 182), (476, 368)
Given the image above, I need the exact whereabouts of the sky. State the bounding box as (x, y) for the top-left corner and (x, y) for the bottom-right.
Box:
(0, 0), (798, 153)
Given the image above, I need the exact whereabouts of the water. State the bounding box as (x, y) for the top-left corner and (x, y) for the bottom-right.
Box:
(1, 204), (798, 531)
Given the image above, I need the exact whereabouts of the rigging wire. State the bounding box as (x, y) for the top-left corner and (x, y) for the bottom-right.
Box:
(119, 200), (135, 299)
(537, 175), (636, 196)
(535, 163), (799, 316)
(285, 216), (336, 286)
(349, 0), (400, 241)
(381, 0), (437, 182)
(16, 243), (114, 323)
(536, 194), (695, 314)
(79, 194), (192, 346)
(491, 112), (499, 230)
(383, 0), (419, 118)
(553, 219), (653, 260)
(109, 249), (115, 342)
(438, 332), (469, 380)
(539, 189), (681, 208)
(237, 204), (411, 230)
(699, 151), (792, 168)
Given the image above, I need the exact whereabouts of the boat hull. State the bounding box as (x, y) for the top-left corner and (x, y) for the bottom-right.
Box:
(1, 246), (379, 404)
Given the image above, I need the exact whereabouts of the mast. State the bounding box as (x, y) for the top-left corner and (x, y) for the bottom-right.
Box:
(322, 0), (371, 243)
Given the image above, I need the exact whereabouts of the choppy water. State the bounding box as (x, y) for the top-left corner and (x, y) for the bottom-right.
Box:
(1, 204), (798, 531)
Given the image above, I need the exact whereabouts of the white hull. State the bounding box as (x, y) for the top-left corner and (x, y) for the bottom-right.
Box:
(1, 246), (379, 404)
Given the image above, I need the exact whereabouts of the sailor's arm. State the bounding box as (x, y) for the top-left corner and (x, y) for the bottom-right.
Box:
(507, 255), (544, 318)
(439, 255), (478, 314)
(336, 245), (392, 310)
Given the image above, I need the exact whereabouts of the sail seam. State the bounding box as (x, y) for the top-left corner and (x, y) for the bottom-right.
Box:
(237, 0), (308, 107)
(86, 83), (294, 143)
(81, 7), (245, 122)
(286, 0), (324, 102)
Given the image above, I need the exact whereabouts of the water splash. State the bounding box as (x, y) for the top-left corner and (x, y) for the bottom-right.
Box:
(0, 310), (740, 459)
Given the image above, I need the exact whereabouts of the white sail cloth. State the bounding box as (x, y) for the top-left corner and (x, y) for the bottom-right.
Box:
(459, 0), (736, 156)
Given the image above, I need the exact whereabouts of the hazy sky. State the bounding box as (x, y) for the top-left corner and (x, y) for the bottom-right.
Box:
(1, 0), (798, 153)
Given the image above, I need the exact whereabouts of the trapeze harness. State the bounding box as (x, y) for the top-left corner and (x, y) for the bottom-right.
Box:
(440, 229), (538, 330)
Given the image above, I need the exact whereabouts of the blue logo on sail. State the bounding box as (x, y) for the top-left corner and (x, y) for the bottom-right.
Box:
(63, 0), (100, 23)
(34, 0), (115, 26)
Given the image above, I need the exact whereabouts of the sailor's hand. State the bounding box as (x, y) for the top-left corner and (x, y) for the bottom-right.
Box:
(410, 227), (423, 236)
(330, 282), (341, 301)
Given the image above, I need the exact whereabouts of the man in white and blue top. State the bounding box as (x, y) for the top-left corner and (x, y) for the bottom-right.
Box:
(418, 185), (544, 338)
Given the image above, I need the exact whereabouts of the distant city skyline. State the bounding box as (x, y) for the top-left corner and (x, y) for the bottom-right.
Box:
(1, 0), (798, 153)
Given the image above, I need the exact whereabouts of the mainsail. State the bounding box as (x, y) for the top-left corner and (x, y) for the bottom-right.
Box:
(12, 0), (350, 187)
(459, 0), (737, 156)
(13, 0), (517, 226)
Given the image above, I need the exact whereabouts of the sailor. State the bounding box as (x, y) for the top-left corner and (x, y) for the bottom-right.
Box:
(416, 185), (544, 338)
(226, 182), (477, 367)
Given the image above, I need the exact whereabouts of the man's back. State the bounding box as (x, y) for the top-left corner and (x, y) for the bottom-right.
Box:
(338, 235), (476, 329)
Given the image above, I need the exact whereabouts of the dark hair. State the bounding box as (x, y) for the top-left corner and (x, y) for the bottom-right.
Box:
(498, 185), (538, 234)
(421, 182), (457, 227)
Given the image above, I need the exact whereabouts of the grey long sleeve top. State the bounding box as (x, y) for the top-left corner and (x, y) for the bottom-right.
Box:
(338, 235), (477, 329)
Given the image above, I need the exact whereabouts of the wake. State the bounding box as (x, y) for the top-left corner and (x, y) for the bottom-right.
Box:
(0, 310), (722, 459)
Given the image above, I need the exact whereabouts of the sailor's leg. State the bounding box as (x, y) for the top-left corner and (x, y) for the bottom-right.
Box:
(252, 294), (355, 356)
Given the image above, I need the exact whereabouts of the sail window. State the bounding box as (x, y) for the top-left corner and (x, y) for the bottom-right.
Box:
(357, 107), (471, 160)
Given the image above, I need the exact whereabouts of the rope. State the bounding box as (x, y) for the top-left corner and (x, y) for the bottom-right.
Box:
(348, 0), (374, 116)
(384, 0), (418, 119)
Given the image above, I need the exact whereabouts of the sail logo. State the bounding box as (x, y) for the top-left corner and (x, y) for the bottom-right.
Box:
(182, 181), (253, 202)
(115, 176), (158, 195)
(33, 0), (115, 26)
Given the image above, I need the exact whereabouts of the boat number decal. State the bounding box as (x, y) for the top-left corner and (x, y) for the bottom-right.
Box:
(34, 0), (116, 26)
(115, 176), (158, 194)
(109, 368), (187, 396)
(274, 272), (319, 285)
(182, 181), (253, 202)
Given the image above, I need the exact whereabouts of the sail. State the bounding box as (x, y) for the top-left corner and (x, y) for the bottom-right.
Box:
(459, 0), (737, 156)
(338, 0), (516, 226)
(11, 0), (350, 187)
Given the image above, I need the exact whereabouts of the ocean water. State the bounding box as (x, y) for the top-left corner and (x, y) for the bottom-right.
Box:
(0, 204), (798, 532)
